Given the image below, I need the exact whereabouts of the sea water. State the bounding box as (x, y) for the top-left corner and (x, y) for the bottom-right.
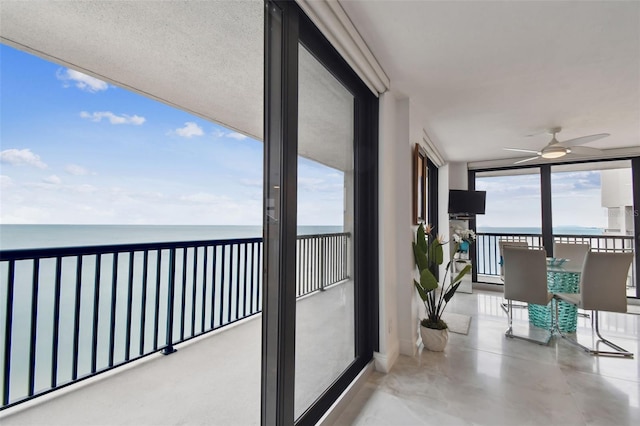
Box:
(0, 224), (343, 250)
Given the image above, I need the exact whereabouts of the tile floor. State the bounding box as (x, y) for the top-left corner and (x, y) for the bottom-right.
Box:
(334, 290), (640, 425)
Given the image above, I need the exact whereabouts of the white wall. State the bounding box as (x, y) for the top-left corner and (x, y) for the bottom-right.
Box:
(376, 94), (466, 370)
(394, 98), (417, 358)
(375, 91), (400, 371)
(375, 93), (420, 372)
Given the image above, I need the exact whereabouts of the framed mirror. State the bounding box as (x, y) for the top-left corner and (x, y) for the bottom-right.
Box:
(413, 143), (427, 224)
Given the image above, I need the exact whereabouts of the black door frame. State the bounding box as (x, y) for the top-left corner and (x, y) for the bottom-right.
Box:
(262, 2), (379, 425)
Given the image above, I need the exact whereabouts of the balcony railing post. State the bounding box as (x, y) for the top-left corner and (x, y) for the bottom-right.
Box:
(320, 236), (326, 291)
(162, 248), (177, 355)
(2, 260), (15, 406)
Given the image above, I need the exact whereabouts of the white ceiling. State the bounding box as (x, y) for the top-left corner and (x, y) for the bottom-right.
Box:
(341, 0), (640, 163)
(1, 1), (639, 166)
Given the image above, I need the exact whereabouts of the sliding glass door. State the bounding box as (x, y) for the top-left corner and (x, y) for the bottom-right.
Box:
(263, 2), (377, 424)
(294, 43), (355, 418)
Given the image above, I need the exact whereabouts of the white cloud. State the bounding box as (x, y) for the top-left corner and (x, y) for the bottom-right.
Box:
(0, 175), (13, 189)
(227, 132), (248, 140)
(80, 111), (145, 125)
(43, 175), (62, 185)
(70, 184), (98, 193)
(56, 68), (109, 93)
(240, 178), (262, 187)
(180, 192), (228, 203)
(0, 148), (47, 169)
(175, 122), (204, 138)
(65, 164), (90, 175)
(213, 129), (249, 140)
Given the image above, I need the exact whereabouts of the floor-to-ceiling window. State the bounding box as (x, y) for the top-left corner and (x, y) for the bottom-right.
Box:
(551, 161), (636, 296)
(471, 158), (640, 298)
(474, 168), (542, 279)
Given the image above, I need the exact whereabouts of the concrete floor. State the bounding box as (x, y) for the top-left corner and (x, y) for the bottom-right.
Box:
(0, 281), (354, 425)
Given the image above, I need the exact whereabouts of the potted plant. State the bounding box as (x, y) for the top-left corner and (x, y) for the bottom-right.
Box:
(452, 226), (476, 268)
(413, 223), (472, 351)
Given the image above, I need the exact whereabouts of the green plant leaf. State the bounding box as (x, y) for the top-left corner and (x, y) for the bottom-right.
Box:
(414, 279), (431, 301)
(420, 268), (438, 291)
(413, 242), (428, 272)
(443, 282), (461, 302)
(416, 223), (428, 253)
(450, 242), (460, 260)
(451, 264), (472, 285)
(433, 241), (444, 265)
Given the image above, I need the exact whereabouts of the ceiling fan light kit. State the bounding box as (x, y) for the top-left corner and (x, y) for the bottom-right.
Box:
(504, 127), (607, 164)
(541, 146), (570, 159)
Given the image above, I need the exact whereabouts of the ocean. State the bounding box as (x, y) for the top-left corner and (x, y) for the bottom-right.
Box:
(0, 224), (343, 250)
(476, 226), (605, 236)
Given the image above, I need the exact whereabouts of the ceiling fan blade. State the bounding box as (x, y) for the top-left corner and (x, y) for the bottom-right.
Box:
(514, 156), (540, 164)
(504, 147), (539, 154)
(560, 133), (610, 147)
(569, 146), (604, 155)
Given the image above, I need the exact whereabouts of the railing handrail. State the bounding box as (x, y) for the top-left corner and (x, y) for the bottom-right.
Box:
(476, 231), (634, 241)
(0, 233), (351, 261)
(553, 233), (633, 240)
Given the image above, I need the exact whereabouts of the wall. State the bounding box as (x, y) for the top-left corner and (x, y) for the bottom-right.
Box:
(375, 95), (466, 369)
(375, 91), (400, 371)
(375, 93), (419, 372)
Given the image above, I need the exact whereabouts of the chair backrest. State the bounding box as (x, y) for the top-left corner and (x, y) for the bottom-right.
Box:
(499, 240), (529, 278)
(553, 242), (590, 268)
(503, 247), (549, 305)
(580, 251), (633, 312)
(499, 240), (529, 256)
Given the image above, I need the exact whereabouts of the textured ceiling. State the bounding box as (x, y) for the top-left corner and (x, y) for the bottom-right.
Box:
(341, 0), (640, 164)
(0, 0), (353, 171)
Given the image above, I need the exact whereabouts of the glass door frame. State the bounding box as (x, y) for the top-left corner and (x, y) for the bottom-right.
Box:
(262, 2), (379, 425)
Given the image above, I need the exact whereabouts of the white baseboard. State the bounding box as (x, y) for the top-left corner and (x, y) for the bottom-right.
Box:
(316, 361), (374, 426)
(373, 344), (399, 373)
(398, 337), (419, 356)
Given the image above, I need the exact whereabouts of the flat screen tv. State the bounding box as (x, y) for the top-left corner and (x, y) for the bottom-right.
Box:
(448, 190), (486, 215)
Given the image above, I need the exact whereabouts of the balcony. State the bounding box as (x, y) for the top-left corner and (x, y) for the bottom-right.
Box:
(1, 233), (352, 422)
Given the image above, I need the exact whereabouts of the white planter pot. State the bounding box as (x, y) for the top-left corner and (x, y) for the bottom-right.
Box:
(420, 325), (449, 352)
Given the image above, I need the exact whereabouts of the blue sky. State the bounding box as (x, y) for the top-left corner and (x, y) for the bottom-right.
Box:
(0, 44), (344, 225)
(476, 170), (611, 230)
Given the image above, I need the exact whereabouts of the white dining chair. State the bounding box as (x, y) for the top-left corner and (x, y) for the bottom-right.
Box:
(499, 240), (529, 312)
(553, 242), (590, 268)
(499, 240), (529, 279)
(553, 251), (634, 358)
(553, 242), (592, 319)
(503, 246), (553, 345)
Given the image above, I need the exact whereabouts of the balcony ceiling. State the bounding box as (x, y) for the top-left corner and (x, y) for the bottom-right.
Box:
(1, 1), (639, 166)
(341, 0), (640, 163)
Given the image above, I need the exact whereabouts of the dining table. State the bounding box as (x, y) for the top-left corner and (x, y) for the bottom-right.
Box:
(528, 259), (582, 332)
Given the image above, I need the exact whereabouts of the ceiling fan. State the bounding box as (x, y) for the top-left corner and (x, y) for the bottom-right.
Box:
(504, 127), (609, 164)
